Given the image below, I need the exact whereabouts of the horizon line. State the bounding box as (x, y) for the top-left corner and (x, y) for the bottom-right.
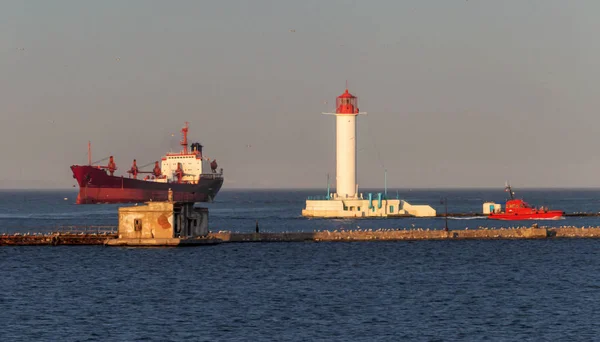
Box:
(3, 186), (600, 192)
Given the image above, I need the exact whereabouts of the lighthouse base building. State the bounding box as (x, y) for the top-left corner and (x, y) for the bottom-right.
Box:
(302, 196), (436, 218)
(302, 87), (436, 218)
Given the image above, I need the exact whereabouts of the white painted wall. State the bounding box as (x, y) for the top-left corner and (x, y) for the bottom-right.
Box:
(336, 114), (356, 198)
(160, 155), (204, 183)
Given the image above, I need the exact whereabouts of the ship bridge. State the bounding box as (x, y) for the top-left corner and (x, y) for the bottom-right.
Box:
(154, 123), (223, 184)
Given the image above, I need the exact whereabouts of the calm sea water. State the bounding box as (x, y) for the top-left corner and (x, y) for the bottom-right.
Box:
(2, 189), (600, 341)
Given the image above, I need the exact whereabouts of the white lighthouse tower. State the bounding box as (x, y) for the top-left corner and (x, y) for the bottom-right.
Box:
(302, 86), (437, 218)
(331, 88), (364, 198)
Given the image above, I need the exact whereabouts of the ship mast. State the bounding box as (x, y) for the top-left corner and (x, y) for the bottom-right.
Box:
(180, 122), (189, 154)
(505, 182), (515, 200)
(88, 141), (92, 166)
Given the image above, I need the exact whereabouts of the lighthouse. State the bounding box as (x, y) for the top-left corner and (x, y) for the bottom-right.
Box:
(330, 88), (364, 198)
(302, 86), (437, 218)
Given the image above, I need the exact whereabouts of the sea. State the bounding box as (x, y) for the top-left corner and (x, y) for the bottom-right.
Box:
(2, 188), (600, 341)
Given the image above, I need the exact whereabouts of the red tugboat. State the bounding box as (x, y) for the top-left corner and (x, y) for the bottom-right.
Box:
(488, 183), (563, 220)
(70, 122), (224, 204)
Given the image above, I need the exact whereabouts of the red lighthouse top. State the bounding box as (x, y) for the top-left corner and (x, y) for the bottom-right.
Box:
(336, 89), (359, 114)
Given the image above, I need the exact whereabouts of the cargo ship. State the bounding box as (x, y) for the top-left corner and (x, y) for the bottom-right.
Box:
(487, 184), (563, 220)
(71, 122), (223, 204)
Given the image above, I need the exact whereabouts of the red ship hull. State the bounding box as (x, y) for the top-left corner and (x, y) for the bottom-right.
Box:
(488, 211), (563, 220)
(71, 165), (223, 204)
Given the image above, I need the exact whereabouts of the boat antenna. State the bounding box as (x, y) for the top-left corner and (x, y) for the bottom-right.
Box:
(384, 168), (387, 199)
(88, 141), (91, 166)
(326, 173), (330, 199)
(505, 181), (515, 200)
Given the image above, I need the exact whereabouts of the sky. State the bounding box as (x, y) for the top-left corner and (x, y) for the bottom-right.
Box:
(1, 0), (600, 189)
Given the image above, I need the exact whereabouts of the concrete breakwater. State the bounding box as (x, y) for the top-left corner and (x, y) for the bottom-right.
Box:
(3, 227), (600, 246)
(0, 233), (116, 246)
(215, 226), (600, 241)
(210, 227), (550, 242)
(549, 227), (600, 238)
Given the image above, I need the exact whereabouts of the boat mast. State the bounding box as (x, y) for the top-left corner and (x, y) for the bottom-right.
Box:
(88, 141), (91, 166)
(505, 182), (515, 200)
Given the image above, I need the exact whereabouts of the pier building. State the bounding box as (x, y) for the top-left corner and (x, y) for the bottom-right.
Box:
(106, 189), (220, 246)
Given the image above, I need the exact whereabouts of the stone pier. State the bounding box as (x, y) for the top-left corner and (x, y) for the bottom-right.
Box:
(4, 226), (600, 246)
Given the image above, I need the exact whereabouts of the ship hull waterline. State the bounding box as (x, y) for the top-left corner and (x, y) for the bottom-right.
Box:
(488, 211), (564, 221)
(71, 165), (223, 204)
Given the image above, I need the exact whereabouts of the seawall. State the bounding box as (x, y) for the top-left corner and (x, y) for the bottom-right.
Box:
(209, 227), (549, 242)
(0, 233), (116, 246)
(4, 227), (600, 246)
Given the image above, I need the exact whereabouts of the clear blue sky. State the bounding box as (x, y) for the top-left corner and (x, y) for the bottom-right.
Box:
(2, 1), (599, 189)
